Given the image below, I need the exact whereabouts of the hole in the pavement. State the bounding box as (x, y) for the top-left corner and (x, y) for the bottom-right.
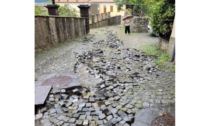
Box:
(42, 76), (72, 87)
(150, 112), (175, 126)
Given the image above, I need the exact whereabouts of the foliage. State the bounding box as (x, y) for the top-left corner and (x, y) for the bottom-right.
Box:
(125, 8), (132, 15)
(157, 53), (170, 68)
(35, 5), (48, 15)
(142, 44), (161, 57)
(58, 4), (78, 17)
(142, 43), (171, 69)
(149, 0), (175, 38)
(114, 0), (175, 38)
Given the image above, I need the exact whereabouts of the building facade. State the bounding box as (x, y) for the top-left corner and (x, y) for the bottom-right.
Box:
(55, 0), (125, 17)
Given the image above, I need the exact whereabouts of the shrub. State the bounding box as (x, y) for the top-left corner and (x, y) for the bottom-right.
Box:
(35, 5), (48, 15)
(58, 4), (78, 17)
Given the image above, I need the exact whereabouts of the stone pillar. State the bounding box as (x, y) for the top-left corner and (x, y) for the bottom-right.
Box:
(91, 15), (95, 24)
(45, 4), (59, 15)
(97, 14), (100, 21)
(78, 5), (90, 34)
(105, 13), (107, 19)
(94, 15), (97, 22)
(108, 12), (111, 18)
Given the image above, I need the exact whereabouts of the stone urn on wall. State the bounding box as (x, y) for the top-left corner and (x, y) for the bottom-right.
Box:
(45, 0), (60, 15)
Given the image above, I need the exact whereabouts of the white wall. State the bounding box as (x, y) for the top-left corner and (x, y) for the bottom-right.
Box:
(57, 3), (125, 17)
(99, 3), (125, 17)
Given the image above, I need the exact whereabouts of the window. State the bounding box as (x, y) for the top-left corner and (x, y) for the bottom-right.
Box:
(110, 5), (113, 12)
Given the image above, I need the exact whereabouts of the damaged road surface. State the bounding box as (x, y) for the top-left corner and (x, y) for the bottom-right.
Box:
(35, 30), (175, 126)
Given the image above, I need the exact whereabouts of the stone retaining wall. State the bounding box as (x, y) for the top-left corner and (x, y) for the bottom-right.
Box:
(158, 19), (175, 61)
(130, 16), (148, 33)
(35, 16), (86, 50)
(158, 37), (175, 61)
(158, 38), (169, 51)
(90, 16), (121, 29)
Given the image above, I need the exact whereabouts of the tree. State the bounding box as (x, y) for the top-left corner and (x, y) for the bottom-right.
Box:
(150, 0), (175, 38)
(35, 5), (48, 15)
(58, 4), (78, 17)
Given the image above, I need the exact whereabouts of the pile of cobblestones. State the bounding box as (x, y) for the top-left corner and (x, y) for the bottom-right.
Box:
(35, 31), (175, 126)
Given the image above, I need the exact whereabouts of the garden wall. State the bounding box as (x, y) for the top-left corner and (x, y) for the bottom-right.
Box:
(130, 16), (149, 33)
(89, 12), (121, 29)
(35, 15), (86, 50)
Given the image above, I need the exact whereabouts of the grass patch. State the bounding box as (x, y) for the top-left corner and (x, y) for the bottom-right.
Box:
(142, 44), (161, 57)
(138, 106), (143, 109)
(157, 53), (170, 68)
(119, 24), (125, 31)
(142, 44), (171, 69)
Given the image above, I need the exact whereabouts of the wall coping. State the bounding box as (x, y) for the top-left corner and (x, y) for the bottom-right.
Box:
(35, 15), (85, 19)
(159, 37), (169, 43)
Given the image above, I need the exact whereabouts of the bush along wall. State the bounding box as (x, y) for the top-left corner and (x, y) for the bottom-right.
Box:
(150, 0), (175, 40)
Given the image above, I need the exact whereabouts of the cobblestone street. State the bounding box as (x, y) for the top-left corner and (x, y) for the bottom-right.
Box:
(35, 25), (175, 126)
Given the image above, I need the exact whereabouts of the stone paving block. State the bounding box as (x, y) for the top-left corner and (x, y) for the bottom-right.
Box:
(69, 124), (76, 126)
(89, 97), (95, 102)
(106, 115), (113, 121)
(78, 107), (83, 111)
(57, 120), (64, 125)
(100, 105), (106, 110)
(99, 114), (106, 119)
(111, 118), (118, 124)
(82, 107), (89, 111)
(125, 104), (133, 109)
(127, 109), (132, 114)
(110, 108), (118, 114)
(96, 120), (103, 125)
(48, 117), (58, 123)
(93, 116), (99, 120)
(49, 109), (56, 114)
(62, 115), (71, 121)
(73, 113), (80, 118)
(72, 109), (78, 114)
(63, 123), (70, 126)
(119, 120), (126, 125)
(114, 96), (121, 101)
(76, 120), (83, 125)
(83, 119), (89, 125)
(35, 113), (43, 120)
(116, 116), (123, 122)
(40, 107), (47, 113)
(61, 94), (68, 99)
(142, 102), (150, 107)
(79, 115), (86, 120)
(89, 107), (95, 112)
(86, 103), (92, 107)
(61, 89), (66, 93)
(66, 113), (73, 117)
(87, 115), (92, 120)
(66, 102), (73, 107)
(57, 115), (66, 121)
(103, 119), (107, 124)
(86, 112), (91, 116)
(68, 118), (76, 123)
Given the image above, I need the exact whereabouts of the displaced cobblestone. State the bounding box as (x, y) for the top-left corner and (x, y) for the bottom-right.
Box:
(35, 26), (174, 126)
